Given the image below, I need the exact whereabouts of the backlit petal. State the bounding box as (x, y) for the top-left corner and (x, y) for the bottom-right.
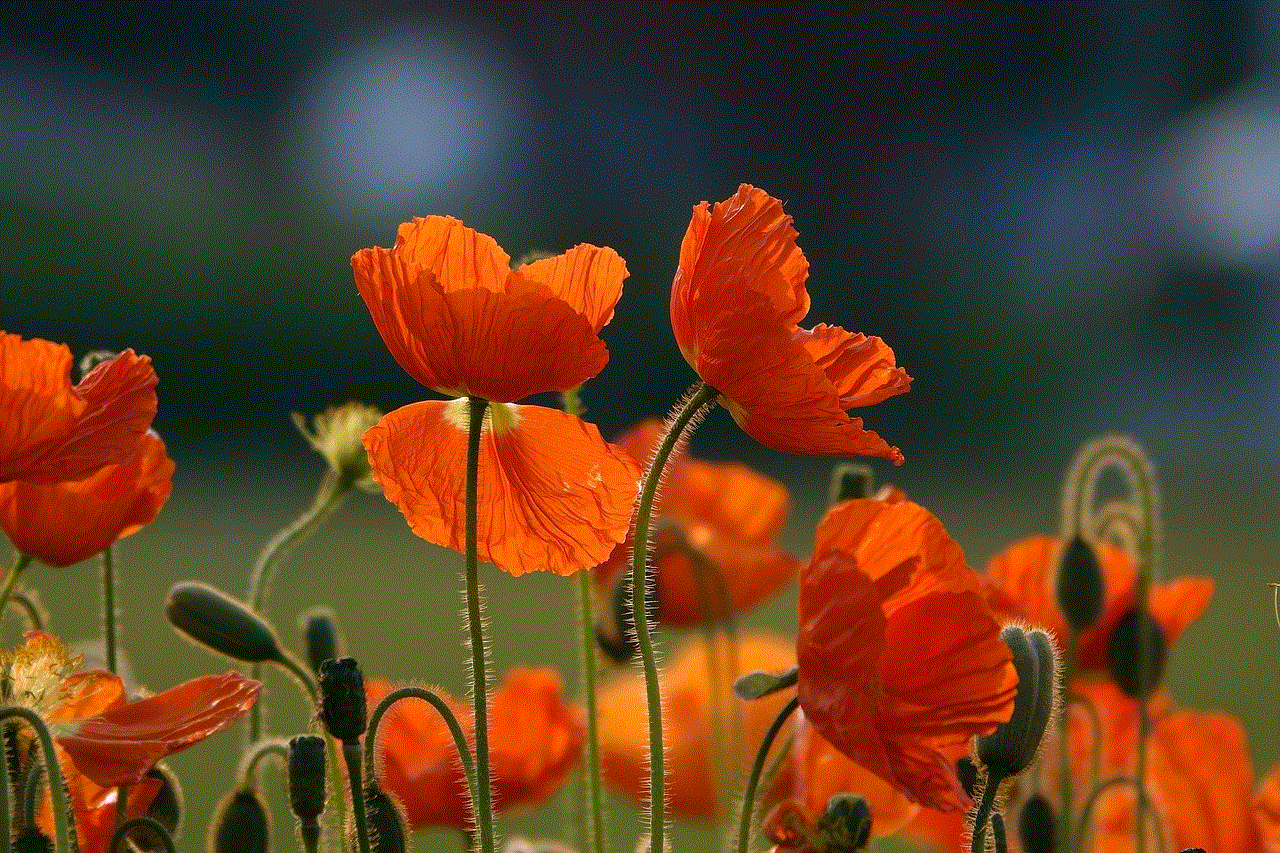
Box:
(797, 324), (912, 409)
(393, 215), (512, 294)
(513, 243), (628, 333)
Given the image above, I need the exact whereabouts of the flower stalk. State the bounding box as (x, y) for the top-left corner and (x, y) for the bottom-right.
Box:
(466, 397), (496, 853)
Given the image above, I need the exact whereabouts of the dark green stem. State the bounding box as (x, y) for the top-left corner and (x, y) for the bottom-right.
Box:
(1, 707), (69, 853)
(1057, 633), (1078, 853)
(109, 817), (176, 853)
(735, 695), (799, 853)
(102, 544), (118, 674)
(970, 769), (1005, 853)
(6, 593), (43, 630)
(0, 554), (32, 617)
(0, 716), (10, 853)
(466, 397), (495, 853)
(991, 812), (1008, 853)
(342, 742), (374, 853)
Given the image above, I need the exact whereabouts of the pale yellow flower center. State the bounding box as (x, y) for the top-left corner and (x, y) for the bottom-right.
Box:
(443, 399), (522, 436)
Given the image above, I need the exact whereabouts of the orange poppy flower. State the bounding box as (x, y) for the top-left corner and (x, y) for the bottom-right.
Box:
(1254, 762), (1280, 853)
(596, 632), (796, 820)
(593, 419), (801, 626)
(985, 534), (1214, 671)
(0, 430), (173, 567)
(0, 334), (157, 485)
(796, 498), (1018, 813)
(669, 185), (911, 461)
(37, 760), (162, 853)
(2, 632), (259, 789)
(366, 667), (583, 831)
(352, 216), (640, 576)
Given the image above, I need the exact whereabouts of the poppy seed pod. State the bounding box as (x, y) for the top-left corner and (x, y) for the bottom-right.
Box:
(1107, 608), (1168, 697)
(827, 463), (874, 506)
(210, 789), (270, 853)
(165, 582), (282, 664)
(318, 658), (367, 742)
(1054, 536), (1106, 632)
(13, 828), (52, 853)
(288, 735), (327, 830)
(1018, 793), (1056, 853)
(364, 784), (409, 853)
(821, 794), (873, 852)
(976, 626), (1057, 778)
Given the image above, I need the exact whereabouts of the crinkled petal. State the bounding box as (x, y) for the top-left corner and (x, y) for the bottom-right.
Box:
(48, 670), (126, 723)
(797, 324), (912, 408)
(512, 243), (627, 333)
(364, 402), (640, 576)
(392, 215), (512, 294)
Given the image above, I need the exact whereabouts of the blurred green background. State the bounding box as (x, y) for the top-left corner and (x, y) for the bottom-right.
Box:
(2, 2), (1278, 850)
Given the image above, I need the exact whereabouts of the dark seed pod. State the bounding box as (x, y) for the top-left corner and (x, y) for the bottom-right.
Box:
(1018, 794), (1056, 853)
(1055, 536), (1106, 632)
(1107, 608), (1167, 698)
(318, 658), (367, 743)
(209, 789), (269, 853)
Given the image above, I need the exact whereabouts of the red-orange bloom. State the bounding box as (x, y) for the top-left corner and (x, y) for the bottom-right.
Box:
(3, 633), (259, 789)
(1254, 762), (1280, 853)
(367, 667), (583, 831)
(594, 419), (801, 625)
(37, 758), (162, 853)
(0, 430), (173, 567)
(597, 633), (797, 820)
(1, 334), (158, 485)
(796, 498), (1018, 812)
(670, 185), (911, 461)
(985, 534), (1214, 671)
(353, 217), (640, 576)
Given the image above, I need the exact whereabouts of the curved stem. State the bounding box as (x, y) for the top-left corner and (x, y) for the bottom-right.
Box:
(735, 695), (798, 853)
(6, 593), (43, 631)
(21, 761), (42, 839)
(109, 817), (176, 853)
(1074, 775), (1167, 853)
(102, 544), (118, 674)
(1, 707), (69, 853)
(465, 397), (495, 853)
(633, 382), (719, 853)
(342, 743), (374, 853)
(0, 720), (10, 853)
(270, 648), (320, 704)
(0, 554), (32, 617)
(238, 739), (290, 791)
(970, 769), (1005, 853)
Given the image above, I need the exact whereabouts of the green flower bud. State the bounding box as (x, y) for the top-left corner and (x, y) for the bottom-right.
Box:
(13, 828), (52, 853)
(976, 626), (1057, 777)
(166, 582), (282, 664)
(364, 784), (408, 853)
(288, 735), (327, 826)
(300, 607), (342, 675)
(1018, 793), (1056, 853)
(828, 463), (874, 505)
(209, 789), (269, 853)
(318, 658), (367, 743)
(1107, 608), (1167, 698)
(820, 794), (872, 852)
(1055, 536), (1105, 632)
(956, 755), (979, 799)
(143, 764), (183, 836)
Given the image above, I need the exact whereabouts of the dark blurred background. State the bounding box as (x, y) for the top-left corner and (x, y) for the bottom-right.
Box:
(3, 2), (1278, 847)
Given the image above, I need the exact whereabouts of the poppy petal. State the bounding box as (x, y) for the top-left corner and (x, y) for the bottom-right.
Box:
(796, 324), (912, 409)
(393, 215), (512, 294)
(512, 244), (628, 333)
(364, 401), (640, 576)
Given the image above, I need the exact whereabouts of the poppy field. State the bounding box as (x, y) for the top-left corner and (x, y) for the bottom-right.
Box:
(1, 184), (1276, 853)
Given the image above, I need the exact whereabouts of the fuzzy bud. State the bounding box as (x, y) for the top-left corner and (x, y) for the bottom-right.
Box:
(976, 626), (1057, 777)
(820, 794), (872, 852)
(828, 463), (874, 505)
(166, 582), (282, 664)
(13, 829), (52, 853)
(144, 764), (183, 836)
(364, 784), (409, 853)
(209, 789), (270, 853)
(1107, 608), (1167, 697)
(300, 607), (342, 674)
(1018, 794), (1056, 853)
(1055, 536), (1105, 632)
(318, 658), (367, 743)
(288, 735), (327, 834)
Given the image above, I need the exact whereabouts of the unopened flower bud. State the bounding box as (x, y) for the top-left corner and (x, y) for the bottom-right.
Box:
(1107, 608), (1167, 698)
(210, 789), (270, 853)
(1018, 793), (1056, 853)
(144, 764), (183, 836)
(364, 784), (408, 853)
(300, 607), (342, 674)
(288, 736), (327, 829)
(292, 402), (383, 491)
(977, 626), (1057, 777)
(13, 828), (52, 853)
(318, 658), (367, 743)
(820, 794), (872, 852)
(166, 582), (282, 664)
(828, 463), (874, 505)
(956, 755), (979, 799)
(1055, 536), (1105, 632)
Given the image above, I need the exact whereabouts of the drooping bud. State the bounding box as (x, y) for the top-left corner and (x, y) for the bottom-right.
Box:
(288, 735), (327, 849)
(1107, 608), (1167, 698)
(317, 658), (367, 743)
(143, 764), (183, 836)
(292, 402), (383, 491)
(1018, 793), (1056, 853)
(1054, 536), (1106, 632)
(820, 794), (872, 852)
(364, 784), (408, 853)
(956, 755), (979, 799)
(166, 582), (282, 664)
(976, 626), (1057, 777)
(299, 607), (342, 675)
(827, 463), (873, 506)
(209, 789), (270, 853)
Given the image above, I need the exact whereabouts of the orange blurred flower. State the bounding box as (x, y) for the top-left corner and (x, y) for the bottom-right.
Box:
(796, 498), (1018, 812)
(38, 761), (162, 853)
(3, 632), (258, 789)
(0, 334), (157, 485)
(985, 534), (1214, 671)
(352, 216), (640, 576)
(597, 632), (796, 820)
(594, 419), (801, 626)
(0, 430), (173, 567)
(366, 667), (583, 831)
(1254, 762), (1280, 853)
(669, 184), (911, 461)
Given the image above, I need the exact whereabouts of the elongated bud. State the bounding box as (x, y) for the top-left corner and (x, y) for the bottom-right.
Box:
(1107, 608), (1167, 697)
(1055, 536), (1105, 632)
(976, 626), (1057, 777)
(144, 764), (183, 836)
(318, 658), (367, 743)
(1018, 793), (1056, 853)
(288, 735), (327, 840)
(209, 789), (270, 853)
(300, 607), (342, 674)
(13, 828), (52, 853)
(828, 463), (873, 505)
(956, 755), (979, 799)
(166, 582), (282, 664)
(364, 784), (409, 853)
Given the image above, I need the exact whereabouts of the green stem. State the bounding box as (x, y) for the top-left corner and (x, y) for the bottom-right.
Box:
(1057, 633), (1077, 853)
(0, 554), (32, 617)
(108, 817), (176, 853)
(633, 382), (719, 853)
(991, 812), (1008, 853)
(735, 695), (798, 853)
(575, 570), (607, 853)
(465, 397), (495, 853)
(970, 769), (1005, 853)
(342, 742), (374, 853)
(21, 761), (42, 838)
(0, 717), (10, 853)
(6, 593), (43, 631)
(238, 739), (290, 791)
(271, 648), (320, 704)
(1, 707), (69, 853)
(102, 545), (118, 674)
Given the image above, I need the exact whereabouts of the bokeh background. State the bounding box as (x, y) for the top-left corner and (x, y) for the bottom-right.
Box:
(3, 2), (1278, 850)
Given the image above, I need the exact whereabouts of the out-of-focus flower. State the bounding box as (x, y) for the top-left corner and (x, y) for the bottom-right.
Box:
(367, 667), (583, 831)
(597, 632), (796, 819)
(796, 498), (1018, 812)
(1254, 762), (1280, 853)
(2, 632), (259, 789)
(669, 184), (911, 461)
(292, 402), (384, 491)
(985, 534), (1214, 671)
(353, 216), (640, 576)
(594, 419), (801, 627)
(0, 334), (157, 485)
(0, 430), (173, 566)
(37, 760), (162, 853)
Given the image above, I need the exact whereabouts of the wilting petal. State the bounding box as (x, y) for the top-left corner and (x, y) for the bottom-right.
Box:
(61, 671), (260, 787)
(512, 243), (628, 333)
(364, 401), (640, 576)
(0, 431), (174, 567)
(0, 335), (157, 485)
